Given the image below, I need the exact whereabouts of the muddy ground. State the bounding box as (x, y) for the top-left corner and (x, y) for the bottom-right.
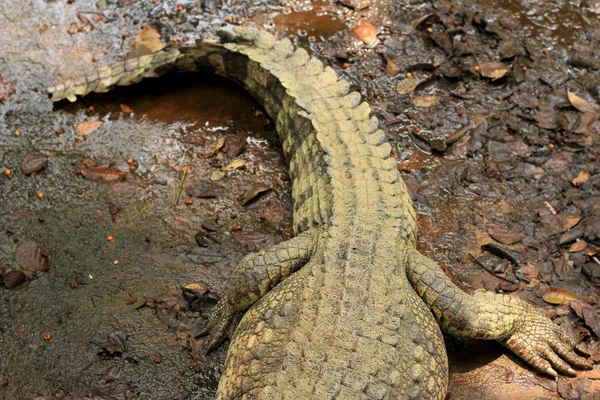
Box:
(1, 0), (599, 399)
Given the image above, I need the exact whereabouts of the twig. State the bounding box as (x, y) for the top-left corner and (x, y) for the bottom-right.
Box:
(174, 168), (189, 206)
(127, 203), (153, 223)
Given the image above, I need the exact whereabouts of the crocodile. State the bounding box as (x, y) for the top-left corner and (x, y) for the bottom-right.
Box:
(48, 27), (592, 399)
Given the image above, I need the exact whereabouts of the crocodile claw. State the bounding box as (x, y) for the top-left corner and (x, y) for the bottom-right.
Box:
(196, 299), (235, 354)
(501, 308), (593, 377)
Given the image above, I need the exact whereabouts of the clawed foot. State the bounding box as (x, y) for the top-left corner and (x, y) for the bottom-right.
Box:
(501, 307), (593, 377)
(195, 299), (236, 354)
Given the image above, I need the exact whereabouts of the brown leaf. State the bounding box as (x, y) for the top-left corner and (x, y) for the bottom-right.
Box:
(354, 20), (377, 45)
(478, 62), (511, 80)
(240, 182), (272, 206)
(78, 12), (108, 25)
(3, 270), (27, 288)
(574, 112), (598, 134)
(262, 199), (285, 223)
(582, 306), (600, 338)
(484, 224), (524, 245)
(412, 95), (438, 108)
(572, 167), (591, 186)
(568, 90), (597, 114)
(384, 56), (401, 77)
(120, 104), (133, 113)
(233, 232), (275, 249)
(569, 239), (588, 253)
(80, 166), (127, 183)
(76, 120), (104, 136)
(396, 77), (427, 95)
(445, 125), (469, 146)
(561, 214), (581, 232)
(135, 25), (164, 53)
(15, 241), (49, 278)
(20, 153), (48, 175)
(533, 113), (560, 130)
(543, 288), (579, 305)
(552, 256), (569, 280)
(0, 77), (16, 102)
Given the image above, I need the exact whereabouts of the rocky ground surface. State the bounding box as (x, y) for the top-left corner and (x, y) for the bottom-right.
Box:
(0, 0), (599, 399)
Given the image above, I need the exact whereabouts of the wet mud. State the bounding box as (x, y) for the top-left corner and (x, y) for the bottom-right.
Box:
(1, 0), (600, 399)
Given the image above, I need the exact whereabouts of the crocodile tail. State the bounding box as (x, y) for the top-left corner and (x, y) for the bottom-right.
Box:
(47, 49), (181, 102)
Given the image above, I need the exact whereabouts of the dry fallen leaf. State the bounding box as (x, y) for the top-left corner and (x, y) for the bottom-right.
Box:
(224, 159), (246, 172)
(485, 223), (524, 245)
(384, 56), (401, 77)
(354, 20), (377, 45)
(561, 214), (581, 232)
(543, 288), (579, 305)
(184, 283), (204, 290)
(445, 126), (469, 146)
(120, 104), (133, 113)
(3, 270), (27, 288)
(396, 77), (427, 95)
(574, 112), (598, 135)
(569, 240), (588, 253)
(15, 241), (49, 278)
(478, 62), (511, 80)
(567, 89), (597, 114)
(20, 153), (48, 175)
(210, 170), (226, 181)
(0, 77), (16, 102)
(76, 120), (104, 136)
(572, 167), (590, 186)
(80, 166), (127, 183)
(135, 25), (164, 53)
(412, 95), (438, 108)
(240, 182), (272, 206)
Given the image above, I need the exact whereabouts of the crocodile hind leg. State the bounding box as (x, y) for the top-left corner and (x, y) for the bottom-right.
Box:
(405, 250), (592, 377)
(197, 228), (320, 352)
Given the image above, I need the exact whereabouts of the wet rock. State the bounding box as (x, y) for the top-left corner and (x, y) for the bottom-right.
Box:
(20, 153), (48, 175)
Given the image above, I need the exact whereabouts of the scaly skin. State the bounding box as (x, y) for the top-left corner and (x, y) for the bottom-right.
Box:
(48, 27), (592, 399)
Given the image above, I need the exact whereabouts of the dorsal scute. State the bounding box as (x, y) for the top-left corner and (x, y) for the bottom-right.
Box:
(273, 38), (294, 58)
(333, 79), (350, 96)
(300, 57), (324, 78)
(318, 66), (338, 88)
(341, 92), (362, 109)
(290, 48), (310, 65)
(255, 30), (276, 49)
(352, 102), (372, 121)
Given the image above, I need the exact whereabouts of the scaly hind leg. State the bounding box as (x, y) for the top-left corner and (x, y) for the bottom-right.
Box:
(197, 228), (320, 352)
(405, 250), (592, 377)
